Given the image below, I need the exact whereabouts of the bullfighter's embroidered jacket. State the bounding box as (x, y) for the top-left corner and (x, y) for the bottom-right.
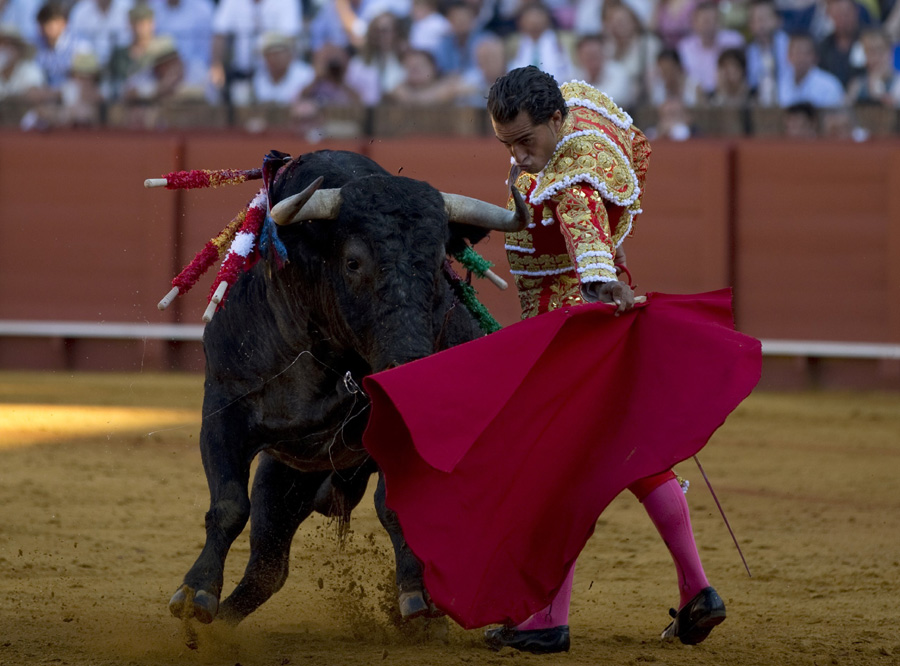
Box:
(505, 80), (651, 319)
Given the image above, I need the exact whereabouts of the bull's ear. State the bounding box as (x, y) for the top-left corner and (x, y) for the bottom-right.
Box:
(446, 223), (490, 256)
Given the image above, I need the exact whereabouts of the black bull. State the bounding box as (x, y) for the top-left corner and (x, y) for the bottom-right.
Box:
(169, 149), (527, 625)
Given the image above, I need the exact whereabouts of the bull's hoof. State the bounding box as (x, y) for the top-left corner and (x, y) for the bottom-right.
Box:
(398, 590), (429, 620)
(398, 590), (444, 621)
(169, 586), (219, 624)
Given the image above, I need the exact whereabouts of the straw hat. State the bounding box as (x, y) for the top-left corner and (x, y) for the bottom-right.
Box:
(69, 51), (100, 76)
(146, 35), (179, 67)
(259, 32), (293, 54)
(128, 3), (155, 22)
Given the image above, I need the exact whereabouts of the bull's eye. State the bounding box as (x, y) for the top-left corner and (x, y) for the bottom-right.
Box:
(347, 258), (361, 271)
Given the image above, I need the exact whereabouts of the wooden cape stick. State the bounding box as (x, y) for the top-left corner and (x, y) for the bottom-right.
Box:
(694, 454), (753, 578)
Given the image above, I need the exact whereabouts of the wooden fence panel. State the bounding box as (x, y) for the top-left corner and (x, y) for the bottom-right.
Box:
(734, 139), (899, 342)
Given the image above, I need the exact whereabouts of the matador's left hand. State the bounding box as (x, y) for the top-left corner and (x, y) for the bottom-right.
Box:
(581, 280), (635, 316)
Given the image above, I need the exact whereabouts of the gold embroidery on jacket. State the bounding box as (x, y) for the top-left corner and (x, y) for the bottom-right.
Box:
(507, 252), (574, 275)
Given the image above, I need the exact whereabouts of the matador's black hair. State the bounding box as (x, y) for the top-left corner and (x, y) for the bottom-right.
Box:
(487, 66), (568, 126)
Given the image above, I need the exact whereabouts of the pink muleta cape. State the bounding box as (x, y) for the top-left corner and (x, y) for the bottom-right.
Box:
(362, 289), (761, 629)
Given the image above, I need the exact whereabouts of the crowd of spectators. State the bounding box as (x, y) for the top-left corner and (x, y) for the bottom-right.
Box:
(2, 0), (899, 138)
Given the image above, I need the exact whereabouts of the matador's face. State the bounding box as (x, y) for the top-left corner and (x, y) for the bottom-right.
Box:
(491, 109), (564, 175)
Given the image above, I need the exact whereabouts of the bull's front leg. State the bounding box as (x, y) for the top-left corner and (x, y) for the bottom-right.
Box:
(217, 455), (329, 624)
(374, 471), (441, 620)
(169, 417), (254, 624)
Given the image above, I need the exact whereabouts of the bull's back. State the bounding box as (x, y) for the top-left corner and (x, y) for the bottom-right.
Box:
(272, 150), (388, 199)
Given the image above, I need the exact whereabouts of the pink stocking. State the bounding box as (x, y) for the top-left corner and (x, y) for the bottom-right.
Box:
(638, 477), (710, 608)
(514, 561), (576, 630)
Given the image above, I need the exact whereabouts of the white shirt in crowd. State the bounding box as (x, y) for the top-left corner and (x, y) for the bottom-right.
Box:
(252, 59), (314, 105)
(409, 10), (451, 56)
(574, 60), (638, 108)
(67, 0), (133, 66)
(507, 30), (573, 83)
(0, 56), (45, 98)
(777, 65), (845, 108)
(150, 0), (215, 69)
(212, 0), (301, 74)
(0, 0), (43, 43)
(345, 53), (405, 106)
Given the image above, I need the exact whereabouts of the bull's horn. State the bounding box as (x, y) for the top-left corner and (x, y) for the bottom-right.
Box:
(270, 178), (342, 226)
(442, 187), (529, 232)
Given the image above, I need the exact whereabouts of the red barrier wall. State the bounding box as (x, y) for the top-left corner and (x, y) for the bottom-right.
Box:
(627, 140), (732, 295)
(734, 140), (900, 344)
(0, 131), (182, 369)
(1, 131), (899, 386)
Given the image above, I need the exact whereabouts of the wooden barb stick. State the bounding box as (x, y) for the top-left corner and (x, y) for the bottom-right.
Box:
(158, 286), (179, 310)
(483, 269), (508, 290)
(202, 282), (228, 323)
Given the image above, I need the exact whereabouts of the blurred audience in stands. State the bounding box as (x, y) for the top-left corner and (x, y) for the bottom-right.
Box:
(455, 32), (506, 105)
(703, 46), (754, 106)
(148, 0), (214, 71)
(209, 0), (301, 106)
(345, 10), (406, 105)
(108, 3), (156, 100)
(572, 0), (606, 36)
(66, 0), (131, 71)
(0, 22), (45, 102)
(57, 49), (103, 125)
(333, 0), (411, 50)
(604, 0), (660, 107)
(779, 32), (845, 107)
(820, 105), (869, 138)
(297, 41), (359, 108)
(745, 0), (789, 106)
(845, 26), (900, 105)
(385, 46), (460, 104)
(118, 34), (213, 127)
(506, 1), (573, 82)
(652, 0), (699, 49)
(573, 32), (636, 106)
(410, 0), (451, 56)
(677, 1), (744, 94)
(292, 41), (361, 140)
(782, 100), (819, 136)
(4, 0), (900, 138)
(818, 0), (865, 87)
(434, 0), (487, 74)
(251, 31), (313, 105)
(1, 0), (44, 44)
(646, 96), (695, 138)
(34, 1), (88, 89)
(648, 46), (700, 106)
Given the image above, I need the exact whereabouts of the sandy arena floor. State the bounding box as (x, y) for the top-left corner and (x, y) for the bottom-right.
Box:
(0, 371), (898, 666)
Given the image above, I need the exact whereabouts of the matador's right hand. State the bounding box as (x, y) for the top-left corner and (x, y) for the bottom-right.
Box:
(581, 280), (635, 316)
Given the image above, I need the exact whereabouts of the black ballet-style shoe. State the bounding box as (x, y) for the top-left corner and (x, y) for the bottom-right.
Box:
(484, 625), (571, 654)
(660, 586), (726, 645)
